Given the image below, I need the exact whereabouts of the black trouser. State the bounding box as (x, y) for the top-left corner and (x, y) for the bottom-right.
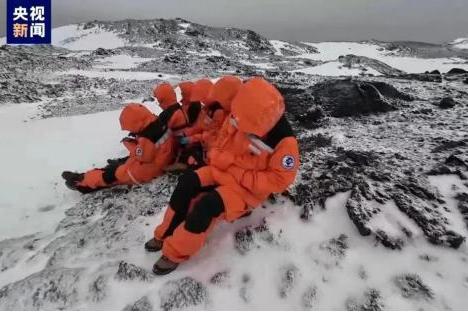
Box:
(163, 170), (224, 238)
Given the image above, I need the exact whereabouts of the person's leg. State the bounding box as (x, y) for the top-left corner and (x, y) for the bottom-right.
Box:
(158, 190), (224, 270)
(161, 186), (246, 263)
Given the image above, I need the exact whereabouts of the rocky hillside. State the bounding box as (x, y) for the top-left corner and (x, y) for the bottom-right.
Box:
(0, 19), (468, 310)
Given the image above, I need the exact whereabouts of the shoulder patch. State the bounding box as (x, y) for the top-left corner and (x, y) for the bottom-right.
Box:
(135, 147), (143, 157)
(282, 155), (295, 170)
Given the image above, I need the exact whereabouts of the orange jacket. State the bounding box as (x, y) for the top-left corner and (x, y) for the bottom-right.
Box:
(119, 103), (188, 166)
(207, 115), (299, 210)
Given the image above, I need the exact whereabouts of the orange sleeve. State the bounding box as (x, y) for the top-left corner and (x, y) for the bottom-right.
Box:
(230, 137), (300, 194)
(187, 133), (203, 144)
(210, 109), (226, 130)
(168, 110), (188, 131)
(134, 137), (157, 163)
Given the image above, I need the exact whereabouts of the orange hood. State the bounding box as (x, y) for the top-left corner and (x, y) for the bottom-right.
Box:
(119, 103), (157, 133)
(153, 83), (177, 110)
(231, 77), (284, 137)
(210, 75), (242, 111)
(190, 79), (214, 104)
(178, 81), (194, 106)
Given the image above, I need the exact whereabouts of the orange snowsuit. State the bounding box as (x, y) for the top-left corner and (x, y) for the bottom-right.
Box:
(77, 103), (176, 190)
(182, 76), (242, 149)
(153, 77), (300, 263)
(77, 82), (197, 191)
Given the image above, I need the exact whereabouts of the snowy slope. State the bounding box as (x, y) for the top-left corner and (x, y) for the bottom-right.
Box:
(450, 38), (468, 50)
(296, 41), (468, 74)
(1, 19), (468, 310)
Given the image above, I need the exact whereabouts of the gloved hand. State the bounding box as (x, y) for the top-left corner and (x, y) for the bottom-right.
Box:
(177, 136), (190, 146)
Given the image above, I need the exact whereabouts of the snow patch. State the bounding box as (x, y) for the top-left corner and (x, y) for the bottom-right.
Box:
(52, 24), (127, 50)
(450, 38), (468, 50)
(94, 54), (153, 70)
(293, 61), (381, 77)
(299, 41), (468, 73)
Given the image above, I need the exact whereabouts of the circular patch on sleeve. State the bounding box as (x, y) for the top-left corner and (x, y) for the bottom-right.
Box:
(136, 147), (143, 157)
(282, 155), (295, 170)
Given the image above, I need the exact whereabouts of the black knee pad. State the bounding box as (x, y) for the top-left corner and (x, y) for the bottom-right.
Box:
(169, 170), (201, 213)
(102, 163), (119, 184)
(185, 191), (224, 234)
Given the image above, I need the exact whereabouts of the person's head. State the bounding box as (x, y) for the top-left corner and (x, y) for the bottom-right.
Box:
(153, 83), (177, 110)
(178, 81), (194, 106)
(119, 103), (156, 133)
(190, 79), (214, 105)
(210, 75), (242, 111)
(230, 77), (284, 137)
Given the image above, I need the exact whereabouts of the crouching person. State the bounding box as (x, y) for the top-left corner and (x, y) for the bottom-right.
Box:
(145, 77), (300, 275)
(62, 103), (176, 192)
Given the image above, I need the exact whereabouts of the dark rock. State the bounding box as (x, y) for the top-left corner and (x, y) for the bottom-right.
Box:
(375, 230), (404, 250)
(93, 48), (113, 56)
(394, 274), (434, 300)
(396, 73), (442, 83)
(115, 261), (153, 282)
(159, 277), (208, 310)
(438, 97), (457, 109)
(455, 193), (468, 228)
(210, 271), (230, 286)
(234, 219), (276, 254)
(463, 77), (468, 84)
(446, 68), (467, 75)
(338, 54), (404, 76)
(309, 80), (398, 117)
(431, 139), (466, 153)
(124, 296), (153, 311)
(0, 268), (83, 310)
(393, 191), (465, 249)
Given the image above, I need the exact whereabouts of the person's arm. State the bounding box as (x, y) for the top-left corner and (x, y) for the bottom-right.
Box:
(229, 137), (300, 194)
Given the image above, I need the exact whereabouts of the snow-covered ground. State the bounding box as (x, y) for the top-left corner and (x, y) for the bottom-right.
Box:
(52, 25), (128, 50)
(296, 41), (468, 74)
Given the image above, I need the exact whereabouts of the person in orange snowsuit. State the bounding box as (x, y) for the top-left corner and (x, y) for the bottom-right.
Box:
(62, 83), (200, 193)
(176, 76), (243, 169)
(145, 77), (300, 275)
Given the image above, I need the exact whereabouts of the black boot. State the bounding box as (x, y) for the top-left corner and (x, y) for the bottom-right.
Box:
(61, 171), (96, 194)
(152, 256), (178, 275)
(144, 238), (163, 252)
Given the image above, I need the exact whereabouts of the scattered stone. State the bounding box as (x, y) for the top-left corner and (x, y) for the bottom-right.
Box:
(159, 277), (208, 310)
(0, 268), (83, 310)
(301, 286), (317, 309)
(346, 288), (384, 310)
(394, 274), (434, 301)
(319, 234), (349, 258)
(123, 296), (153, 311)
(438, 97), (457, 109)
(115, 261), (154, 282)
(210, 271), (230, 286)
(279, 264), (300, 298)
(446, 68), (467, 76)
